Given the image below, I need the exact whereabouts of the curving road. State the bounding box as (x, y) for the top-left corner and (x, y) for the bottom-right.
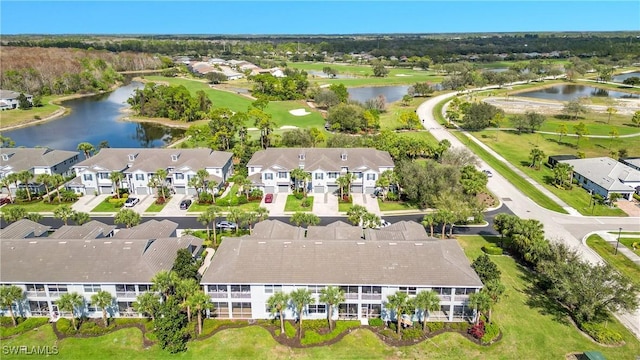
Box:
(417, 90), (640, 339)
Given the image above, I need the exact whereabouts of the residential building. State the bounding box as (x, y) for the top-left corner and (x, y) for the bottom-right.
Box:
(620, 157), (640, 172)
(0, 219), (51, 239)
(0, 148), (80, 195)
(69, 148), (233, 196)
(559, 157), (640, 199)
(200, 220), (482, 324)
(0, 89), (33, 110)
(247, 148), (394, 194)
(49, 220), (116, 239)
(0, 235), (203, 320)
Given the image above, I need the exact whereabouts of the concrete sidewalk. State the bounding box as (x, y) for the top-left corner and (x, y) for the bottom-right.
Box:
(595, 231), (640, 266)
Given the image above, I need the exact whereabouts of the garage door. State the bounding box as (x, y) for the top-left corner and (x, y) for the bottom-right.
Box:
(277, 184), (289, 193)
(175, 186), (186, 195)
(364, 187), (376, 194)
(314, 186), (324, 193)
(327, 185), (339, 194)
(99, 186), (112, 194)
(187, 188), (197, 196)
(136, 187), (148, 195)
(265, 186), (275, 194)
(351, 185), (363, 194)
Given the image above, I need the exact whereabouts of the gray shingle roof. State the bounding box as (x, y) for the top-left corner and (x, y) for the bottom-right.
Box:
(0, 90), (31, 99)
(0, 148), (79, 172)
(364, 221), (431, 241)
(113, 220), (178, 239)
(49, 221), (115, 239)
(201, 237), (483, 287)
(247, 148), (394, 172)
(306, 223), (363, 240)
(560, 157), (640, 192)
(73, 148), (232, 173)
(0, 236), (202, 284)
(0, 219), (50, 239)
(250, 220), (304, 240)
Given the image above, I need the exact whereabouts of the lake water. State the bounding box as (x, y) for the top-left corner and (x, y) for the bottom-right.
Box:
(516, 84), (639, 101)
(612, 72), (640, 83)
(307, 70), (357, 79)
(348, 85), (410, 103)
(4, 82), (184, 151)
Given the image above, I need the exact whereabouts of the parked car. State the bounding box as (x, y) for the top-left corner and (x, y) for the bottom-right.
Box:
(482, 170), (493, 178)
(0, 197), (11, 206)
(376, 219), (392, 229)
(124, 197), (139, 207)
(264, 193), (273, 203)
(216, 221), (237, 230)
(179, 199), (192, 210)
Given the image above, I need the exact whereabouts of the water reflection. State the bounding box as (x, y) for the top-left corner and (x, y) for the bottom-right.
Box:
(517, 84), (639, 101)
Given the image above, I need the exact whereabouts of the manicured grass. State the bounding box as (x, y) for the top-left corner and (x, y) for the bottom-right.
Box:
(0, 95), (63, 129)
(288, 62), (444, 86)
(300, 320), (361, 345)
(284, 195), (313, 212)
(619, 238), (640, 256)
(0, 317), (49, 338)
(187, 184), (261, 212)
(474, 130), (628, 216)
(90, 199), (123, 212)
(2, 199), (76, 212)
(144, 201), (167, 212)
(586, 234), (640, 287)
(337, 199), (352, 212)
(608, 231), (640, 235)
(377, 199), (421, 211)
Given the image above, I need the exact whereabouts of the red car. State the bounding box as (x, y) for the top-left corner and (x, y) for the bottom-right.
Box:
(0, 198), (11, 206)
(264, 193), (273, 203)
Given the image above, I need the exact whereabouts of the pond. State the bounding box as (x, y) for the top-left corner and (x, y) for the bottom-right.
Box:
(307, 70), (357, 79)
(4, 82), (184, 151)
(348, 85), (410, 103)
(516, 84), (639, 101)
(612, 71), (640, 83)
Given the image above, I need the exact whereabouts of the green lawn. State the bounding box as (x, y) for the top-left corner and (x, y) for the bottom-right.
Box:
(0, 95), (64, 129)
(473, 130), (628, 216)
(2, 199), (76, 212)
(377, 198), (421, 211)
(90, 199), (123, 212)
(337, 199), (352, 212)
(619, 237), (640, 256)
(144, 201), (167, 213)
(284, 195), (313, 212)
(187, 184), (261, 212)
(586, 234), (640, 287)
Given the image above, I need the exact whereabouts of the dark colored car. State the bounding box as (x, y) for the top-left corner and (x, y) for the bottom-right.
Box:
(264, 193), (273, 203)
(179, 199), (192, 210)
(0, 197), (11, 206)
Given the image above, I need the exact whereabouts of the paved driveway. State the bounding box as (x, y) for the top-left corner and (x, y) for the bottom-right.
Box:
(261, 192), (287, 216)
(313, 192), (338, 216)
(352, 193), (381, 216)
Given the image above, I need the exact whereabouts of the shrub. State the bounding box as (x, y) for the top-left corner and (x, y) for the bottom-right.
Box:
(379, 328), (400, 340)
(237, 196), (248, 205)
(581, 322), (623, 345)
(198, 192), (214, 204)
(482, 245), (503, 255)
(250, 189), (264, 199)
(448, 321), (470, 331)
(301, 198), (312, 208)
(302, 319), (326, 332)
(634, 193), (640, 202)
(426, 322), (445, 332)
(368, 318), (384, 327)
(402, 327), (423, 340)
(284, 321), (296, 338)
(389, 322), (397, 332)
(216, 198), (230, 206)
(481, 321), (500, 344)
(55, 318), (77, 335)
(386, 192), (400, 201)
(108, 198), (126, 207)
(467, 320), (485, 339)
(59, 190), (78, 202)
(0, 317), (49, 338)
(294, 191), (304, 200)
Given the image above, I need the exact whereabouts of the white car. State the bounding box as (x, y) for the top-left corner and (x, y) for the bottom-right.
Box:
(482, 170), (493, 178)
(124, 197), (139, 207)
(376, 219), (391, 229)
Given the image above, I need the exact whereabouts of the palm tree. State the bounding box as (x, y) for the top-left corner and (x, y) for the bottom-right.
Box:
(176, 278), (200, 323)
(0, 285), (24, 327)
(267, 292), (290, 335)
(114, 209), (141, 228)
(606, 106), (617, 124)
(196, 169), (210, 196)
(226, 208), (244, 234)
(0, 176), (14, 203)
(109, 171), (124, 199)
(50, 174), (65, 203)
(71, 211), (91, 225)
(26, 212), (42, 222)
(421, 214), (436, 238)
(17, 170), (34, 201)
(319, 286), (345, 331)
(155, 169), (168, 199)
(198, 209), (215, 242)
(53, 204), (75, 225)
(35, 173), (52, 203)
(413, 290), (441, 331)
(483, 280), (505, 323)
(290, 168), (307, 194)
(289, 288), (313, 339)
(77, 142), (95, 159)
(152, 270), (179, 301)
(529, 148), (545, 170)
(133, 292), (161, 321)
(57, 292), (84, 330)
(385, 291), (410, 335)
(188, 291), (212, 336)
(346, 204), (367, 226)
(336, 173), (355, 199)
(468, 290), (491, 325)
(237, 176), (253, 198)
(90, 290), (114, 327)
(7, 173), (20, 201)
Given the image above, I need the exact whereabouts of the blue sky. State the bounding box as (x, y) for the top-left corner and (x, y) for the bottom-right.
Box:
(2, 1), (639, 35)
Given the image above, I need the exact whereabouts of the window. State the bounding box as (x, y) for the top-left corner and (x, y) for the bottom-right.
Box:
(277, 172), (288, 179)
(86, 302), (100, 312)
(138, 285), (151, 293)
(339, 286), (358, 299)
(263, 173), (273, 180)
(211, 302), (229, 318)
(118, 301), (137, 317)
(341, 153), (347, 161)
(230, 285), (250, 293)
(48, 284), (68, 296)
(83, 284), (101, 293)
(135, 174), (144, 181)
(361, 286), (382, 299)
(354, 172), (363, 179)
(314, 173), (324, 180)
(399, 287), (417, 295)
(175, 173), (184, 180)
(231, 302), (252, 318)
(457, 288), (477, 295)
(361, 304), (382, 318)
(208, 285), (228, 293)
(83, 174), (93, 181)
(308, 304), (326, 314)
(298, 153), (305, 160)
(327, 172), (338, 179)
(366, 173), (376, 181)
(433, 287), (452, 295)
(341, 167), (348, 172)
(264, 285), (282, 294)
(338, 303), (358, 319)
(249, 167), (255, 173)
(29, 301), (49, 316)
(25, 284), (45, 295)
(98, 172), (109, 179)
(307, 285), (325, 294)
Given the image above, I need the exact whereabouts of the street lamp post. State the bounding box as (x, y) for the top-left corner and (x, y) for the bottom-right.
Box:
(614, 227), (622, 255)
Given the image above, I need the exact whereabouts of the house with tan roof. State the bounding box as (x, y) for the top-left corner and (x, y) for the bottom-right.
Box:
(247, 148), (394, 194)
(200, 221), (482, 323)
(69, 148), (233, 196)
(559, 157), (640, 200)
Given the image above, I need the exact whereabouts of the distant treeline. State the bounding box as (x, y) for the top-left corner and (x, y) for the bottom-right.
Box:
(4, 33), (640, 61)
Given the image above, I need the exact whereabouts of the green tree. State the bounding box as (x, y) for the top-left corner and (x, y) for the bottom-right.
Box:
(557, 124), (568, 143)
(172, 249), (199, 280)
(413, 290), (441, 331)
(155, 297), (187, 353)
(608, 128), (619, 150)
(468, 290), (491, 325)
(152, 270), (179, 301)
(175, 278), (200, 322)
(372, 62), (389, 77)
(289, 288), (314, 339)
(91, 290), (114, 327)
(155, 169), (168, 199)
(188, 291), (212, 336)
(226, 208), (244, 234)
(290, 212), (320, 227)
(109, 171), (124, 199)
(484, 280), (505, 323)
(0, 176), (14, 203)
(434, 208), (455, 239)
(71, 211), (91, 225)
(606, 107), (617, 124)
(0, 285), (24, 327)
(76, 142), (95, 159)
(0, 135), (15, 148)
(53, 204), (75, 225)
(553, 162), (573, 188)
(35, 173), (52, 203)
(1, 206), (26, 223)
(573, 122), (589, 148)
(114, 208), (141, 228)
(319, 286), (345, 331)
(133, 292), (161, 321)
(335, 173), (354, 199)
(328, 83), (348, 103)
(290, 168), (308, 194)
(421, 214), (436, 238)
(563, 98), (588, 120)
(529, 147), (545, 169)
(26, 212), (42, 222)
(632, 111), (640, 127)
(50, 174), (65, 203)
(385, 291), (410, 335)
(398, 111), (421, 130)
(17, 93), (32, 109)
(17, 170), (34, 202)
(524, 111), (545, 133)
(57, 292), (84, 330)
(346, 204), (368, 226)
(471, 254), (501, 283)
(267, 291), (290, 335)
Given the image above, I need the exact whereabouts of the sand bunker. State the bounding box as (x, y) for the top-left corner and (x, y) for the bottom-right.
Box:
(395, 74), (412, 77)
(289, 108), (311, 116)
(280, 125), (299, 130)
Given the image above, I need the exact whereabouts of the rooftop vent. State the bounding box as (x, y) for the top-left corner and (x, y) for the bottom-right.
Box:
(128, 154), (136, 162)
(389, 242), (397, 246)
(1, 153), (8, 161)
(341, 152), (347, 161)
(171, 154), (179, 162)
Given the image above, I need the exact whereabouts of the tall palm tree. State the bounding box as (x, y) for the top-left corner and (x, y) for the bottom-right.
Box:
(468, 290), (491, 325)
(76, 142), (95, 159)
(385, 291), (410, 335)
(50, 174), (65, 203)
(290, 168), (307, 193)
(176, 278), (200, 323)
(7, 173), (20, 201)
(267, 292), (290, 335)
(289, 288), (313, 339)
(529, 148), (545, 170)
(133, 292), (161, 321)
(1, 176), (14, 203)
(71, 211), (91, 225)
(0, 285), (24, 327)
(346, 204), (367, 226)
(151, 270), (179, 301)
(57, 292), (84, 330)
(155, 169), (168, 199)
(17, 170), (34, 201)
(336, 173), (355, 199)
(109, 171), (124, 199)
(54, 204), (75, 225)
(35, 173), (52, 203)
(413, 290), (441, 331)
(421, 214), (436, 238)
(484, 280), (505, 323)
(188, 291), (212, 336)
(198, 210), (214, 242)
(226, 208), (244, 234)
(319, 286), (345, 331)
(90, 290), (114, 327)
